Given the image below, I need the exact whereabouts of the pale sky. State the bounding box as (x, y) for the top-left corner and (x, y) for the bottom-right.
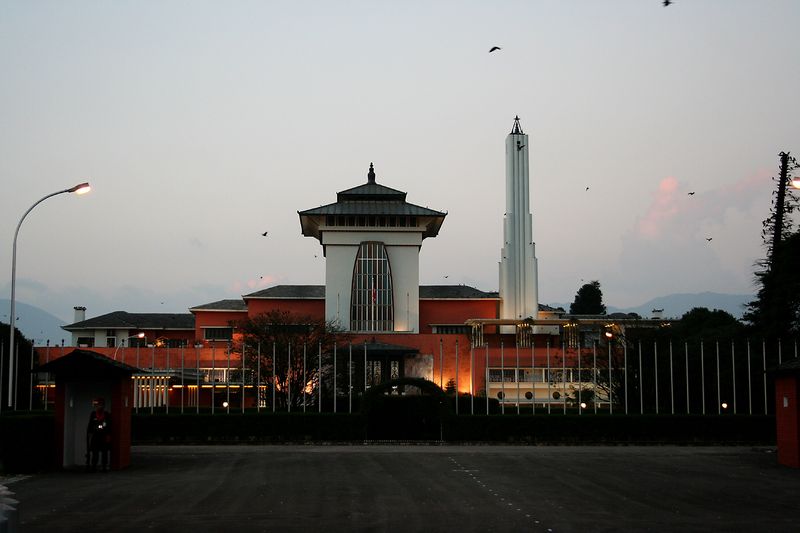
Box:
(2, 0), (799, 324)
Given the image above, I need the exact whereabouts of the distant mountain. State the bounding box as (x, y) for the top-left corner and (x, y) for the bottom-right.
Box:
(548, 292), (753, 320)
(0, 299), (70, 345)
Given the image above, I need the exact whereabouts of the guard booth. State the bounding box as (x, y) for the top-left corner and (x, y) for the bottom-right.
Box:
(38, 349), (137, 471)
(774, 358), (800, 468)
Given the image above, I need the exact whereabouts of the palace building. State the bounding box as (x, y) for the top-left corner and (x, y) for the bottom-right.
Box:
(54, 118), (630, 410)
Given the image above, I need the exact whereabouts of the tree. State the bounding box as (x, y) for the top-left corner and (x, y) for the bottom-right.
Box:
(234, 310), (346, 409)
(569, 280), (606, 315)
(0, 322), (34, 409)
(673, 307), (744, 341)
(744, 152), (800, 338)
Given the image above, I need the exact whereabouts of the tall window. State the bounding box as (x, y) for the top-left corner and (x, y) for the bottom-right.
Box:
(351, 241), (394, 332)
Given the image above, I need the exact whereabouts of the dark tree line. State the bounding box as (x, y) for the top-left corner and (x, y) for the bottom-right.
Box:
(744, 152), (800, 338)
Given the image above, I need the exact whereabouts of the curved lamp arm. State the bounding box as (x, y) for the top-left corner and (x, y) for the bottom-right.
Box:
(7, 182), (90, 408)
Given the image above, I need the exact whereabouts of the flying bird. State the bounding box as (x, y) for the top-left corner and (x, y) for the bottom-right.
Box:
(261, 231), (268, 236)
(688, 191), (695, 195)
(663, 0), (672, 6)
(706, 237), (713, 242)
(585, 187), (590, 191)
(489, 46), (501, 53)
(444, 275), (449, 279)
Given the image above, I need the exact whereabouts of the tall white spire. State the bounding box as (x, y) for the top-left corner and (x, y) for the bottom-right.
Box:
(499, 116), (539, 323)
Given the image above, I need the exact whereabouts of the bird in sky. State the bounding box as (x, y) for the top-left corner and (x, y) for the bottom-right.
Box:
(489, 46), (501, 53)
(261, 231), (268, 236)
(688, 191), (695, 195)
(663, 0), (673, 6)
(706, 237), (713, 242)
(444, 275), (449, 279)
(585, 187), (590, 191)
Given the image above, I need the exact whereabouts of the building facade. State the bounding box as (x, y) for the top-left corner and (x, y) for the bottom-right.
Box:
(52, 118), (629, 410)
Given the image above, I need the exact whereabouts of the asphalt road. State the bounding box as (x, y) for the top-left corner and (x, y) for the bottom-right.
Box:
(6, 445), (800, 532)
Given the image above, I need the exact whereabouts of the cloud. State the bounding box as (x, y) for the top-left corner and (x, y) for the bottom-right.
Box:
(636, 176), (681, 239)
(232, 274), (279, 294)
(604, 170), (772, 306)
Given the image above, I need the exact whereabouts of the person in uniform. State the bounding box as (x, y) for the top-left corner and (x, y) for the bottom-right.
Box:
(86, 397), (111, 472)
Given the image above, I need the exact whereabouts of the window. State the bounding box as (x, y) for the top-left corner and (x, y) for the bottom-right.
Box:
(518, 368), (545, 382)
(204, 327), (233, 341)
(350, 241), (394, 332)
(367, 360), (382, 386)
(77, 337), (94, 347)
(130, 337), (147, 348)
(106, 337), (116, 348)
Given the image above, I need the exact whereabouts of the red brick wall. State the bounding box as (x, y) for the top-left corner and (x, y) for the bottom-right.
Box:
(418, 299), (498, 333)
(192, 310), (248, 341)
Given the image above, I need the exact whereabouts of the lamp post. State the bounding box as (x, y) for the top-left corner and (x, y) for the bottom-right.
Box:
(112, 332), (146, 361)
(6, 182), (91, 408)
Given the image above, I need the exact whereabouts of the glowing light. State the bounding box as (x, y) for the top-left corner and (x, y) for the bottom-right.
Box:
(222, 401), (229, 408)
(580, 402), (587, 409)
(721, 402), (728, 409)
(68, 182), (91, 194)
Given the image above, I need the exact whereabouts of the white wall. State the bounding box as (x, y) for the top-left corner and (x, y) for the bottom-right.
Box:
(322, 229), (422, 332)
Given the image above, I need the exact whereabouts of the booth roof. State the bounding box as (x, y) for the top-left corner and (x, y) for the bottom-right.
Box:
(38, 349), (139, 378)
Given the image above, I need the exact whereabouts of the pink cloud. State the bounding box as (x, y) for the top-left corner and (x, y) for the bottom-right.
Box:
(634, 170), (772, 241)
(636, 176), (681, 239)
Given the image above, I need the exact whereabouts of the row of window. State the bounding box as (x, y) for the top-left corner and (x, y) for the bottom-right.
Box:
(325, 215), (418, 228)
(78, 337), (189, 348)
(488, 368), (599, 383)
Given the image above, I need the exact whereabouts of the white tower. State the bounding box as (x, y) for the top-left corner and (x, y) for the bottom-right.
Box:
(499, 116), (539, 325)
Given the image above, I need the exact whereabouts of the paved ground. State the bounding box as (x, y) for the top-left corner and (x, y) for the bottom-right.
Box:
(5, 445), (800, 532)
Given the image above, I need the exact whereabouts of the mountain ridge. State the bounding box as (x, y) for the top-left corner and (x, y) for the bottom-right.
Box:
(548, 292), (752, 320)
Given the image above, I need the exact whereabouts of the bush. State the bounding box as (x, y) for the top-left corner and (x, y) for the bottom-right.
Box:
(0, 412), (56, 473)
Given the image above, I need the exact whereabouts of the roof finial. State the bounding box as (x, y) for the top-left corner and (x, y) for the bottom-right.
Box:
(368, 162), (376, 183)
(511, 115), (523, 134)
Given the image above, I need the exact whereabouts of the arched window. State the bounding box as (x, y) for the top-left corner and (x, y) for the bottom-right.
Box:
(351, 242), (394, 332)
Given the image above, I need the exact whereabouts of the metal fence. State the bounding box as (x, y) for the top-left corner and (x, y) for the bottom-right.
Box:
(14, 337), (800, 415)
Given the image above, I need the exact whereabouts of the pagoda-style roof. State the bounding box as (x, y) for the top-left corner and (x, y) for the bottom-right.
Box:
(298, 163), (446, 240)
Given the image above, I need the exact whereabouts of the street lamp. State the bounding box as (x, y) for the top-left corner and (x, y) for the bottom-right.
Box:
(112, 332), (146, 361)
(6, 181), (91, 408)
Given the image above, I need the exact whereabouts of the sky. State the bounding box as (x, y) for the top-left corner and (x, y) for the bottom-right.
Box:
(1, 0), (799, 325)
